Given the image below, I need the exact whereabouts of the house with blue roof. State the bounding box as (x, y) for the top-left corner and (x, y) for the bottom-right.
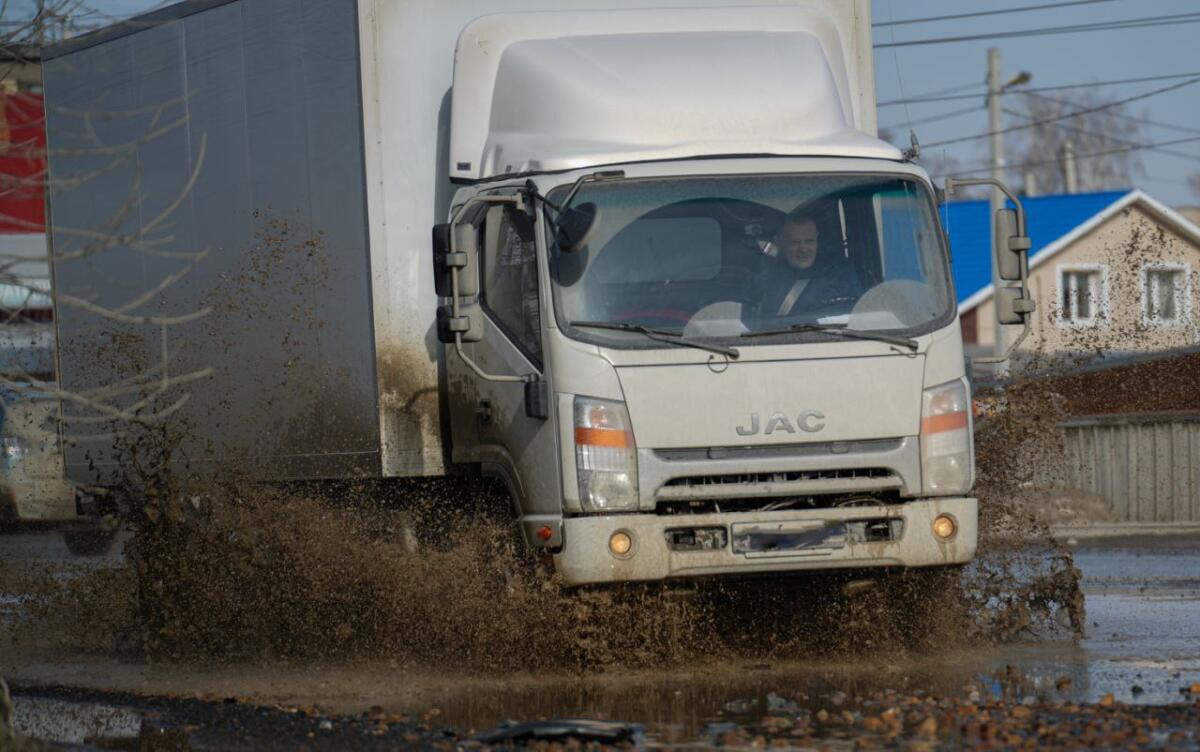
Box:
(943, 189), (1200, 360)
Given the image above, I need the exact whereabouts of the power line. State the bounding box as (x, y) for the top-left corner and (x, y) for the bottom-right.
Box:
(875, 12), (1200, 50)
(1001, 106), (1200, 165)
(1023, 72), (1200, 97)
(907, 81), (986, 100)
(1139, 175), (1197, 190)
(879, 13), (1200, 50)
(883, 0), (915, 132)
(1097, 110), (1200, 138)
(925, 75), (1200, 148)
(879, 71), (1200, 107)
(946, 136), (1200, 179)
(1020, 90), (1200, 138)
(881, 105), (983, 132)
(875, 0), (1125, 28)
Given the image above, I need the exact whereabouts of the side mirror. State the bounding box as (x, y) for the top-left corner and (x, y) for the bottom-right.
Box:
(437, 302), (483, 344)
(555, 202), (601, 253)
(949, 177), (1038, 367)
(995, 287), (1036, 325)
(432, 224), (452, 296)
(993, 209), (1030, 282)
(431, 222), (480, 298)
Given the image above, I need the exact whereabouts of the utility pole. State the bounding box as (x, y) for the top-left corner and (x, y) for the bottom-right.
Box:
(987, 47), (1008, 373)
(1062, 140), (1078, 194)
(983, 50), (1032, 374)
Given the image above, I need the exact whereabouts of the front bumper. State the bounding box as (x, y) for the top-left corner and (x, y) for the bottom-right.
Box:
(553, 498), (977, 586)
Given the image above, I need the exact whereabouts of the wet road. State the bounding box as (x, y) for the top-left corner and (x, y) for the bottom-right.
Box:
(3, 530), (1200, 748)
(1053, 538), (1200, 704)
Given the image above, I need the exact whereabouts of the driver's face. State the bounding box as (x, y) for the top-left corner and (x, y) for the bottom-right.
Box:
(776, 220), (820, 271)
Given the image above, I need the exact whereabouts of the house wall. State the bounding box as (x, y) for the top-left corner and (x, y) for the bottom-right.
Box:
(959, 307), (978, 344)
(971, 203), (1200, 359)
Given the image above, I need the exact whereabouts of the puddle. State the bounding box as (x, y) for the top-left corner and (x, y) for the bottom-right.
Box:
(11, 695), (142, 746)
(11, 651), (1200, 750)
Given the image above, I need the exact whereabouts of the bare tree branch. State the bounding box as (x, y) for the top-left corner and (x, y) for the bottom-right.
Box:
(1007, 90), (1146, 193)
(5, 370), (204, 426)
(52, 290), (212, 326)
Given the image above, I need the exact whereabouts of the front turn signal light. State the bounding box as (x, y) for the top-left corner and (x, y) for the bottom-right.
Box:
(574, 396), (639, 512)
(920, 378), (974, 496)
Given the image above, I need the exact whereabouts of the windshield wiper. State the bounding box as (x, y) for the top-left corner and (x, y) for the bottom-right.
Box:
(740, 323), (919, 351)
(572, 321), (740, 359)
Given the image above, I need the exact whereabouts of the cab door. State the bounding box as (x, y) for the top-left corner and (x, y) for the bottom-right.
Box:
(470, 200), (563, 533)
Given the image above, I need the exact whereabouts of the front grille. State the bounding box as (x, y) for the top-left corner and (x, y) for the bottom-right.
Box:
(662, 467), (895, 489)
(655, 494), (903, 515)
(654, 467), (903, 511)
(654, 438), (903, 463)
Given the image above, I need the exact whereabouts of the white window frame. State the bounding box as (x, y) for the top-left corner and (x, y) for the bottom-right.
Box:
(1055, 263), (1109, 329)
(1140, 261), (1192, 328)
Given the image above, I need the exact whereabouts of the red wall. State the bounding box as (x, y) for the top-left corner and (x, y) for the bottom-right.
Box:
(0, 91), (46, 233)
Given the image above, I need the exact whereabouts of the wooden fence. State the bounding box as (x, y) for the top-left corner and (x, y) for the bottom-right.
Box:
(1061, 413), (1200, 523)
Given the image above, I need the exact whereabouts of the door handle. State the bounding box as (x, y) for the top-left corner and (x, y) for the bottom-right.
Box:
(476, 399), (493, 425)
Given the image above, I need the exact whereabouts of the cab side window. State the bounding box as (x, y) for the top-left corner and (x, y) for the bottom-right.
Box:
(481, 206), (542, 364)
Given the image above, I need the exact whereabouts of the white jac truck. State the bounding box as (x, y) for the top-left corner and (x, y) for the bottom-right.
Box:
(41, 0), (1033, 583)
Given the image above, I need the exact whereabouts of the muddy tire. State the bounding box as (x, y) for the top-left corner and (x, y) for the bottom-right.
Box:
(62, 526), (117, 556)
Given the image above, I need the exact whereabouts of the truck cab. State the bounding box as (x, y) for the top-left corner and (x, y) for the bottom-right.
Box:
(438, 7), (979, 584)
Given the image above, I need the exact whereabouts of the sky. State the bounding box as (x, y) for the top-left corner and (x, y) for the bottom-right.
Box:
(11, 0), (1200, 207)
(870, 0), (1200, 207)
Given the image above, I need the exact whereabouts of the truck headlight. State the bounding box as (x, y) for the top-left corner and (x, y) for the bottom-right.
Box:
(574, 396), (639, 512)
(920, 378), (974, 496)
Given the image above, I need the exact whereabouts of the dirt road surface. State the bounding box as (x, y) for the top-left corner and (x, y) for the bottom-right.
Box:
(3, 530), (1200, 749)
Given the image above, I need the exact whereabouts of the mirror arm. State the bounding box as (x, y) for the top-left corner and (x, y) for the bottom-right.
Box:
(946, 177), (1035, 366)
(523, 179), (563, 216)
(453, 331), (533, 387)
(524, 170), (625, 240)
(449, 194), (537, 385)
(522, 181), (569, 242)
(560, 170), (626, 212)
(944, 177), (1027, 235)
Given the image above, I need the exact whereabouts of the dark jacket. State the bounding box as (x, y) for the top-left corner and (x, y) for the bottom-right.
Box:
(759, 255), (863, 318)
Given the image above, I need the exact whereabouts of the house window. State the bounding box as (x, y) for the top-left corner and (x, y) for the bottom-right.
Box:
(1142, 263), (1191, 326)
(1058, 265), (1106, 326)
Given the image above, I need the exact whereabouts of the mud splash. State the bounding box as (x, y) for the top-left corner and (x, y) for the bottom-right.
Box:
(16, 465), (1080, 674)
(11, 371), (1092, 672)
(967, 399), (1087, 641)
(21, 476), (706, 670)
(14, 205), (1088, 669)
(10, 355), (1095, 673)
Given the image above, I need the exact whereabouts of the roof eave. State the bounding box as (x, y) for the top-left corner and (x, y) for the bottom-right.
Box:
(959, 189), (1157, 315)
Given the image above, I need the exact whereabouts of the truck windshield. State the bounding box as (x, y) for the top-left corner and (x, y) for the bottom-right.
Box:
(548, 174), (954, 344)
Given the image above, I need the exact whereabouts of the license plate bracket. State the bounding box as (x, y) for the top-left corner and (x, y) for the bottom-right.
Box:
(731, 521), (847, 558)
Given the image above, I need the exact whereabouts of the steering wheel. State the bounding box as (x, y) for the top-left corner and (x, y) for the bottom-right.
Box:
(810, 295), (860, 314)
(613, 308), (693, 324)
(718, 266), (764, 305)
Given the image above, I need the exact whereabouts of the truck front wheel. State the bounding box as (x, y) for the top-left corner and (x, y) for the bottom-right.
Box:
(62, 526), (117, 557)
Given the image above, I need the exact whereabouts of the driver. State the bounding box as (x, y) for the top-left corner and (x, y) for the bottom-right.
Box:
(763, 208), (861, 317)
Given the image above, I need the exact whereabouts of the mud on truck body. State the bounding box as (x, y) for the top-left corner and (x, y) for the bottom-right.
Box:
(43, 0), (1035, 584)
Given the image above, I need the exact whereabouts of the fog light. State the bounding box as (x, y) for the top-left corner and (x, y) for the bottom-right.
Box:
(609, 531), (634, 558)
(932, 514), (957, 541)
